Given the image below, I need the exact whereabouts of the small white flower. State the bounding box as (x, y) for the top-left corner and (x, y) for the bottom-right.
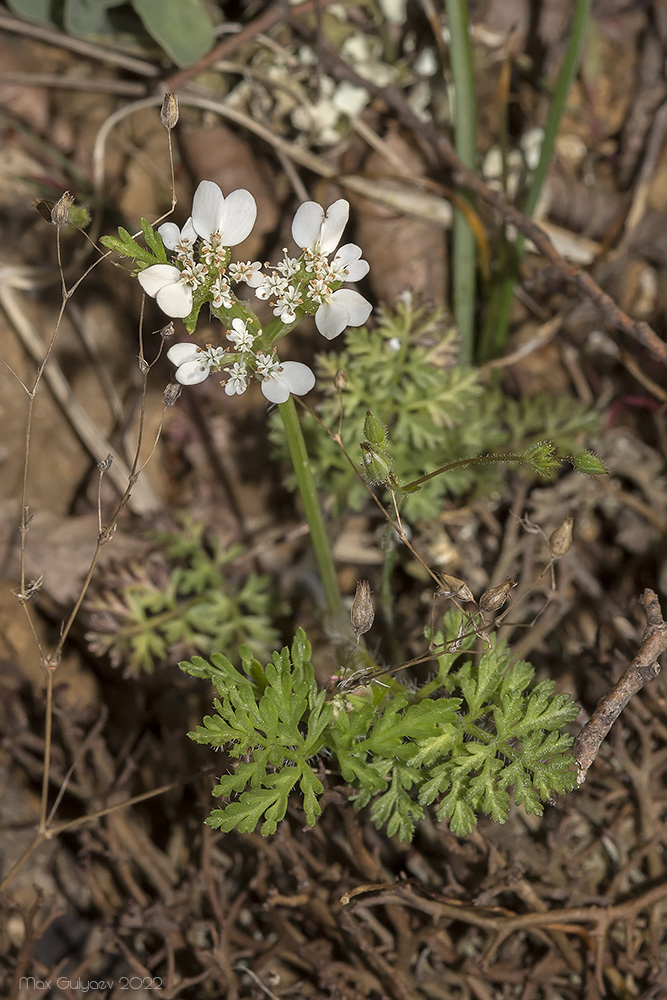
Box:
(167, 342), (225, 384)
(211, 276), (233, 309)
(272, 285), (301, 324)
(224, 361), (248, 396)
(315, 288), (372, 340)
(158, 218), (197, 263)
(191, 180), (257, 246)
(329, 243), (369, 282)
(138, 264), (193, 318)
(226, 318), (256, 351)
(276, 255), (301, 278)
(256, 273), (289, 301)
(228, 260), (264, 287)
(258, 357), (316, 405)
(292, 199), (350, 255)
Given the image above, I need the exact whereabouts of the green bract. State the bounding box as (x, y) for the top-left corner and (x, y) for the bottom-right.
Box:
(181, 610), (580, 841)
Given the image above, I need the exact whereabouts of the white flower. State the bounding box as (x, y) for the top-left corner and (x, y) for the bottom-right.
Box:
(228, 260), (264, 287)
(256, 273), (289, 301)
(167, 342), (225, 384)
(158, 218), (197, 262)
(211, 276), (233, 309)
(224, 361), (248, 396)
(191, 180), (257, 246)
(272, 285), (301, 324)
(256, 356), (316, 404)
(226, 318), (256, 351)
(138, 264), (193, 318)
(292, 199), (350, 254)
(291, 199), (372, 339)
(315, 287), (372, 340)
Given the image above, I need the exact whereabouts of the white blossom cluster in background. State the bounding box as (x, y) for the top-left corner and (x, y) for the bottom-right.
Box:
(136, 181), (371, 404)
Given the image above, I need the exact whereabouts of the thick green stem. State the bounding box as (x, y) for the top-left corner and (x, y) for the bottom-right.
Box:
(278, 396), (342, 618)
(446, 0), (477, 366)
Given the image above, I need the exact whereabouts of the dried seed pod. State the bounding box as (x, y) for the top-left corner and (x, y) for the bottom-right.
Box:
(351, 580), (374, 639)
(51, 191), (75, 226)
(97, 453), (113, 473)
(436, 574), (474, 604)
(163, 382), (182, 406)
(479, 578), (516, 614)
(549, 516), (574, 559)
(160, 92), (179, 130)
(334, 368), (348, 391)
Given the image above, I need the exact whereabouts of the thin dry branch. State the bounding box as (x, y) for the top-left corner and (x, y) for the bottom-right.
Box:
(573, 589), (667, 783)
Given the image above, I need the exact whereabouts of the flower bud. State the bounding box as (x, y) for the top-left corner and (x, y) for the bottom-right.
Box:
(351, 580), (374, 639)
(160, 92), (179, 131)
(334, 368), (348, 391)
(363, 410), (388, 449)
(479, 578), (516, 614)
(360, 442), (393, 484)
(548, 516), (574, 559)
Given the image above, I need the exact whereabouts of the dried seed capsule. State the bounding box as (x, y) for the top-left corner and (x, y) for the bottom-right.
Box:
(334, 368), (348, 391)
(163, 382), (182, 406)
(161, 92), (179, 131)
(479, 578), (516, 614)
(436, 574), (474, 604)
(548, 516), (574, 558)
(351, 580), (374, 639)
(51, 191), (75, 227)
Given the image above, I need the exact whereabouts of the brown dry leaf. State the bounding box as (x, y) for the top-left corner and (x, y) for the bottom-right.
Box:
(350, 128), (448, 307)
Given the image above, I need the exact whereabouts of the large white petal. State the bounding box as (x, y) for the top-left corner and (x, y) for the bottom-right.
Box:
(158, 223), (183, 250)
(261, 377), (290, 404)
(280, 361), (316, 396)
(191, 180), (225, 240)
(137, 263), (181, 296)
(319, 200), (349, 254)
(155, 281), (193, 318)
(175, 360), (210, 385)
(219, 189), (257, 246)
(330, 288), (372, 326)
(291, 201), (324, 249)
(167, 342), (200, 365)
(315, 300), (350, 340)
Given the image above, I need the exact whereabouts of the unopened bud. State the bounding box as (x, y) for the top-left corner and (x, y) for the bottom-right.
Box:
(51, 191), (75, 227)
(479, 578), (516, 614)
(334, 368), (348, 391)
(363, 410), (388, 449)
(351, 580), (374, 639)
(548, 516), (574, 559)
(360, 442), (393, 484)
(436, 574), (474, 604)
(163, 382), (182, 406)
(160, 92), (179, 131)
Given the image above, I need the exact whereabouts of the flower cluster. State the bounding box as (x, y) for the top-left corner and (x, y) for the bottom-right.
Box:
(135, 181), (371, 402)
(257, 199), (372, 340)
(166, 318), (315, 405)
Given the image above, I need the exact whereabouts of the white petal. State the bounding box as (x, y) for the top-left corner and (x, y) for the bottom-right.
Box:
(280, 361), (316, 396)
(156, 282), (193, 318)
(181, 217), (197, 243)
(219, 189), (257, 246)
(175, 360), (210, 385)
(137, 263), (181, 296)
(191, 180), (224, 240)
(334, 243), (369, 280)
(158, 223), (183, 250)
(330, 288), (372, 326)
(292, 201), (325, 249)
(319, 200), (349, 254)
(167, 342), (200, 365)
(315, 300), (350, 340)
(261, 378), (290, 404)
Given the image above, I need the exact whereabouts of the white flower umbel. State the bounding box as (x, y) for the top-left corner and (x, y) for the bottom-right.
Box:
(167, 343), (225, 385)
(290, 199), (372, 339)
(224, 361), (248, 396)
(138, 264), (194, 319)
(226, 318), (256, 352)
(255, 353), (315, 404)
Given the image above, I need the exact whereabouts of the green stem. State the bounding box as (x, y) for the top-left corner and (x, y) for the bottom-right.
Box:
(479, 0), (592, 361)
(446, 0), (477, 366)
(278, 396), (342, 619)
